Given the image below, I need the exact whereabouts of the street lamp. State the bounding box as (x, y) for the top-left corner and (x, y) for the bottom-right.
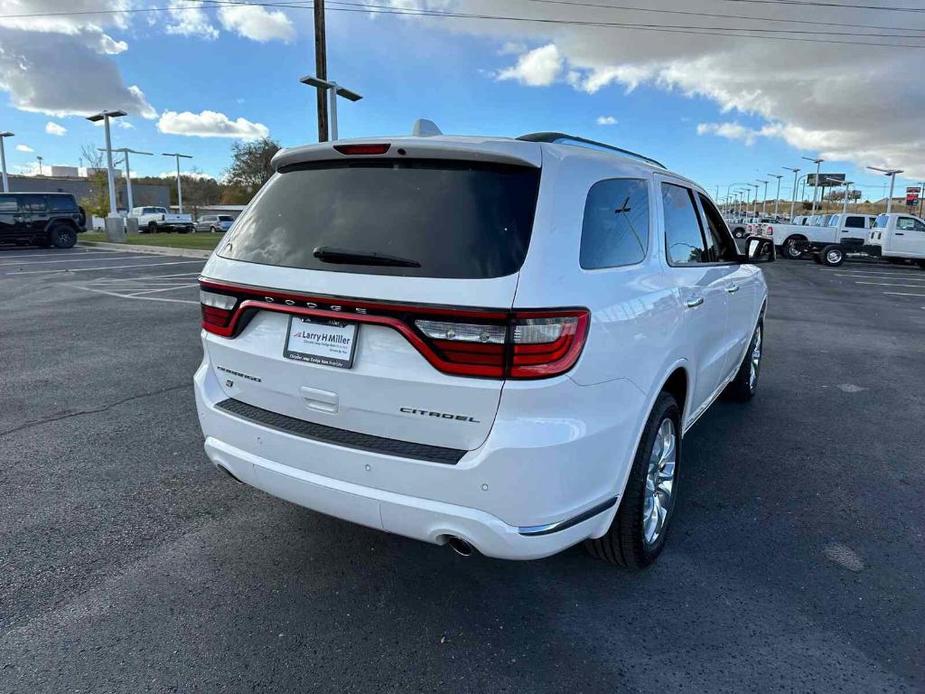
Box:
(86, 109), (127, 216)
(767, 174), (783, 216)
(750, 184), (759, 214)
(0, 132), (13, 192)
(801, 156), (824, 216)
(36, 155), (44, 177)
(162, 152), (193, 214)
(757, 179), (768, 215)
(100, 147), (153, 212)
(782, 167), (800, 220)
(300, 75), (362, 141)
(866, 166), (903, 214)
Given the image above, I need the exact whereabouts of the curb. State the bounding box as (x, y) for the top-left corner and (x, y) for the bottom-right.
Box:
(79, 240), (213, 259)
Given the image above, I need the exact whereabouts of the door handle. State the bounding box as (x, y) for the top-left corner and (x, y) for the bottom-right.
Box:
(895, 232), (905, 236)
(685, 296), (704, 308)
(725, 284), (740, 294)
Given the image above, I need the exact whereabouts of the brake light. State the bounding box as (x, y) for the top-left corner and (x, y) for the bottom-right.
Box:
(333, 143), (391, 155)
(199, 280), (588, 380)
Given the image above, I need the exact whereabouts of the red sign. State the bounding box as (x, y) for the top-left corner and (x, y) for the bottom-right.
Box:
(906, 187), (921, 206)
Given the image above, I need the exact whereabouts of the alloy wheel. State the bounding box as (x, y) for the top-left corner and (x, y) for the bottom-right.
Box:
(749, 325), (762, 391)
(643, 418), (677, 546)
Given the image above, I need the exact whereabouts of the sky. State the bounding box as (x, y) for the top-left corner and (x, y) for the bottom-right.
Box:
(0, 0), (923, 204)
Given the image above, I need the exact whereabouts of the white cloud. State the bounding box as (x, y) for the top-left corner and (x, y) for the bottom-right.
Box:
(0, 1), (156, 120)
(497, 44), (562, 87)
(218, 6), (295, 43)
(596, 115), (618, 126)
(16, 144), (34, 152)
(45, 121), (67, 136)
(165, 0), (218, 40)
(157, 110), (269, 139)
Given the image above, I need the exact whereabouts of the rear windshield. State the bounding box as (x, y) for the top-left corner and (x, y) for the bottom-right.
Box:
(218, 160), (541, 279)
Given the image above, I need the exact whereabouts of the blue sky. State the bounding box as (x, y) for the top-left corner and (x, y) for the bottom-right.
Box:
(1, 1), (921, 203)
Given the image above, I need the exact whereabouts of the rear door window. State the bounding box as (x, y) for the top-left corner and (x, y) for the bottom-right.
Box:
(19, 195), (47, 213)
(579, 178), (649, 269)
(220, 160), (541, 279)
(844, 216), (865, 228)
(662, 183), (708, 265)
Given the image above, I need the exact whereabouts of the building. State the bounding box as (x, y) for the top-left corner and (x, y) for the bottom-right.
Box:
(6, 173), (170, 210)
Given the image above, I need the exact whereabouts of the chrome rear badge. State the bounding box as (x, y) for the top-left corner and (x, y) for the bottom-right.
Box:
(400, 407), (480, 423)
(216, 365), (262, 383)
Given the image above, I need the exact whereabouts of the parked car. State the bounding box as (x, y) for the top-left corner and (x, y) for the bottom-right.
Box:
(765, 213), (875, 259)
(0, 192), (86, 248)
(133, 206), (194, 233)
(194, 130), (773, 569)
(196, 214), (235, 233)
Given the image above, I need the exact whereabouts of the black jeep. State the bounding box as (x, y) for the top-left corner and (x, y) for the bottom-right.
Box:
(0, 192), (86, 249)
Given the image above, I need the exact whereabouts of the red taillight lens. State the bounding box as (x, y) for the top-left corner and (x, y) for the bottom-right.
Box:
(510, 312), (588, 378)
(333, 143), (391, 155)
(200, 289), (236, 330)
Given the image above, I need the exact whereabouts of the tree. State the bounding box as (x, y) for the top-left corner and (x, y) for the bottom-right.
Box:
(224, 137), (280, 194)
(78, 144), (109, 217)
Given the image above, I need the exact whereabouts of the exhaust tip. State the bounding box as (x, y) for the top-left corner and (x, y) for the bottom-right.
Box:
(446, 536), (474, 557)
(215, 464), (244, 485)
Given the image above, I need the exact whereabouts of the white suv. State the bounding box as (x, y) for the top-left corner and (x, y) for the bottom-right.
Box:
(195, 132), (773, 569)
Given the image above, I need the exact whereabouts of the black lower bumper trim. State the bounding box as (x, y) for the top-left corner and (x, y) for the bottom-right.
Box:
(214, 398), (466, 465)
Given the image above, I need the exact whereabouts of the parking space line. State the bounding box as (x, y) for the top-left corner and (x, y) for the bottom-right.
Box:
(5, 260), (205, 275)
(0, 250), (117, 260)
(883, 291), (925, 298)
(835, 270), (925, 280)
(855, 281), (925, 288)
(0, 254), (152, 267)
(74, 285), (199, 304)
(126, 284), (199, 296)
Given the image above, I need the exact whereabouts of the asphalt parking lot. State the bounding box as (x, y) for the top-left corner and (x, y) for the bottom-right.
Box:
(1, 246), (922, 692)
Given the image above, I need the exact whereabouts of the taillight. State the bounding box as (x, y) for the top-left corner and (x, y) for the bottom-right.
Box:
(333, 143), (390, 155)
(766, 225), (774, 235)
(200, 289), (236, 329)
(199, 280), (589, 380)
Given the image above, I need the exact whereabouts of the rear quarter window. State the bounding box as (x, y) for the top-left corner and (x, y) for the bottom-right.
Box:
(579, 178), (649, 269)
(48, 195), (78, 213)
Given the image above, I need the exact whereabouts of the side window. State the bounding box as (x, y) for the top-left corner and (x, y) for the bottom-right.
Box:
(48, 196), (77, 212)
(913, 219), (925, 232)
(579, 178), (650, 269)
(662, 183), (707, 265)
(20, 195), (47, 213)
(697, 193), (738, 262)
(845, 216), (865, 229)
(0, 196), (16, 213)
(897, 217), (915, 231)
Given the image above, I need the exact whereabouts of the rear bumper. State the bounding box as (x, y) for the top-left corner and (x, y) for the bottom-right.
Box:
(194, 352), (646, 560)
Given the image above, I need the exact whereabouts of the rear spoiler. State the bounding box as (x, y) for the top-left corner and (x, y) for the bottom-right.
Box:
(272, 137), (542, 171)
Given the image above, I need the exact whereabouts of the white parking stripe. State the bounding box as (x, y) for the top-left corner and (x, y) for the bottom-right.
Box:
(855, 281), (925, 288)
(883, 291), (925, 298)
(835, 270), (925, 280)
(127, 284), (199, 296)
(0, 254), (149, 267)
(5, 260), (204, 275)
(74, 285), (198, 304)
(0, 250), (116, 259)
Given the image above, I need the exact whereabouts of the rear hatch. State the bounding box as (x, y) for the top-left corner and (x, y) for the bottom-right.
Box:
(198, 143), (578, 453)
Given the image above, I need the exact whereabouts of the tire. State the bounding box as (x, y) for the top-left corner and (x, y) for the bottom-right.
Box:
(49, 224), (77, 249)
(820, 244), (845, 267)
(210, 225), (217, 233)
(147, 221), (158, 234)
(585, 392), (681, 569)
(782, 236), (806, 259)
(725, 320), (763, 402)
(733, 227), (745, 239)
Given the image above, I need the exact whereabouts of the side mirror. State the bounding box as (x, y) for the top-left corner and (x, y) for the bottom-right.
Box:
(744, 235), (775, 263)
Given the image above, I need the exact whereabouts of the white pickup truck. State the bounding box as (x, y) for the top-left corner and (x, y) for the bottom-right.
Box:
(762, 213), (875, 259)
(132, 206), (195, 233)
(863, 213), (925, 268)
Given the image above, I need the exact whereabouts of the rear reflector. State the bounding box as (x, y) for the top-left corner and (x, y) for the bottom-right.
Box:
(199, 279), (589, 380)
(333, 143), (391, 155)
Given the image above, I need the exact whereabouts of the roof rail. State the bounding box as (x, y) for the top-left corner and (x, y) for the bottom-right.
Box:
(516, 132), (666, 169)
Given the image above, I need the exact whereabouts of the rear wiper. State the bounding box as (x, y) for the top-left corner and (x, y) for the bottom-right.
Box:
(312, 246), (421, 268)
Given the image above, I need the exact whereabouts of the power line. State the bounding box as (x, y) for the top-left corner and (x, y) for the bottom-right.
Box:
(718, 0), (925, 13)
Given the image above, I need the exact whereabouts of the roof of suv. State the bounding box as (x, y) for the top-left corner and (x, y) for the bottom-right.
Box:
(272, 133), (681, 184)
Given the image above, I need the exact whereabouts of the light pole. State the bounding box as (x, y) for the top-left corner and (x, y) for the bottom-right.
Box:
(757, 179), (768, 214)
(0, 132), (12, 192)
(162, 152), (193, 214)
(867, 166), (903, 214)
(86, 110), (127, 216)
(300, 75), (362, 141)
(36, 156), (44, 176)
(100, 147), (153, 212)
(750, 184), (759, 215)
(767, 174), (783, 216)
(783, 167), (800, 219)
(801, 156), (824, 216)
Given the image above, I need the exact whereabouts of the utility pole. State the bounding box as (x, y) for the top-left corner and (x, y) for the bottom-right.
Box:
(313, 0), (329, 142)
(767, 174), (783, 216)
(36, 156), (44, 176)
(0, 132), (11, 192)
